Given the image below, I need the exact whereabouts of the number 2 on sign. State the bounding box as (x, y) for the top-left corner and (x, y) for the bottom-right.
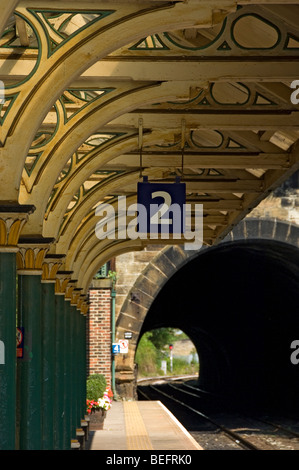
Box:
(150, 191), (172, 226)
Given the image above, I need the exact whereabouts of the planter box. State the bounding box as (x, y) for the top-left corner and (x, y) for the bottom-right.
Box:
(90, 279), (112, 289)
(89, 408), (107, 430)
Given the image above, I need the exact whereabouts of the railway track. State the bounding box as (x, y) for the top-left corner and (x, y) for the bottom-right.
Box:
(137, 377), (299, 450)
(173, 381), (299, 440)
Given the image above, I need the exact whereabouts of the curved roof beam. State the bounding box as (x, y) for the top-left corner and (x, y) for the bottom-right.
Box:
(65, 195), (183, 274)
(77, 233), (196, 293)
(0, 1), (19, 36)
(75, 238), (144, 284)
(79, 239), (146, 293)
(1, 1), (234, 200)
(63, 195), (137, 270)
(20, 80), (199, 235)
(53, 168), (162, 252)
(71, 219), (214, 285)
(52, 155), (238, 258)
(63, 192), (231, 274)
(43, 130), (173, 236)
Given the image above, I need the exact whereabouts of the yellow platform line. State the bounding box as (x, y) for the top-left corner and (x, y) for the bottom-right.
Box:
(124, 401), (154, 450)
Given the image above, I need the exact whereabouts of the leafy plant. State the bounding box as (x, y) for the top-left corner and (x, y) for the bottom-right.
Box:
(86, 374), (107, 401)
(108, 270), (118, 287)
(147, 327), (177, 350)
(135, 328), (199, 378)
(135, 332), (159, 376)
(86, 388), (113, 414)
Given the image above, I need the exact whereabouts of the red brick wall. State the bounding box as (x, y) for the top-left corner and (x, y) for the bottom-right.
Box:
(88, 288), (111, 387)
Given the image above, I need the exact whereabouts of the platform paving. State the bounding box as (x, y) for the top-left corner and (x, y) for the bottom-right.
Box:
(87, 400), (202, 451)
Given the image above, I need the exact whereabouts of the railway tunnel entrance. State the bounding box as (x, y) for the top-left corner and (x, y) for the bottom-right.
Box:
(137, 239), (299, 414)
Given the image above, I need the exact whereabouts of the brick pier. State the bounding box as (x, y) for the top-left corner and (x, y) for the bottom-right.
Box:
(88, 280), (112, 387)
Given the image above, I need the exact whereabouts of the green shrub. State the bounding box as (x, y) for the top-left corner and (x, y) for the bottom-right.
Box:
(167, 357), (197, 376)
(135, 332), (159, 376)
(86, 374), (107, 400)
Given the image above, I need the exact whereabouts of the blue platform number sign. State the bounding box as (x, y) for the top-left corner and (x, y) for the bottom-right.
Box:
(112, 343), (120, 355)
(137, 179), (186, 234)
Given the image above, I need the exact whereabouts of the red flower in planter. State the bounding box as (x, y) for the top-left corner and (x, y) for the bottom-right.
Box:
(105, 388), (113, 398)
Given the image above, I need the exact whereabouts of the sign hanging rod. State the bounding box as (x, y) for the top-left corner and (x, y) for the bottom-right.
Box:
(138, 118), (143, 179)
(181, 119), (186, 179)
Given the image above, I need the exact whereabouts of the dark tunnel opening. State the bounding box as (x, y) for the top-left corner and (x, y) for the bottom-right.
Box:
(139, 240), (299, 414)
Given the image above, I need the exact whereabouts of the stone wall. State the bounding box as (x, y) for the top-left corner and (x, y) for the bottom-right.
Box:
(114, 245), (164, 320)
(250, 190), (299, 226)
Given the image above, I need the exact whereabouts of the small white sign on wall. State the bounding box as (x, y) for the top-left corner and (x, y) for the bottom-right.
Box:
(118, 339), (129, 354)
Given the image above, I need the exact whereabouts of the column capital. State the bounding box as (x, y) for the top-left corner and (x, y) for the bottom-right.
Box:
(80, 300), (89, 316)
(17, 237), (55, 275)
(42, 254), (65, 283)
(77, 294), (89, 315)
(70, 287), (83, 307)
(65, 279), (77, 301)
(0, 204), (35, 252)
(76, 295), (85, 311)
(55, 271), (73, 296)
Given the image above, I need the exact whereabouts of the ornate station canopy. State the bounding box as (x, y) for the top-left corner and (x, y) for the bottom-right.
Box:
(1, 0), (299, 292)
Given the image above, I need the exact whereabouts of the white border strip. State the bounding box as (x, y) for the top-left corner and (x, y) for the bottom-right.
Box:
(157, 400), (203, 450)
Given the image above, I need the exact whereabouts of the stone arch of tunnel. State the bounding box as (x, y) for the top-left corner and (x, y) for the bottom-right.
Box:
(115, 218), (299, 411)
